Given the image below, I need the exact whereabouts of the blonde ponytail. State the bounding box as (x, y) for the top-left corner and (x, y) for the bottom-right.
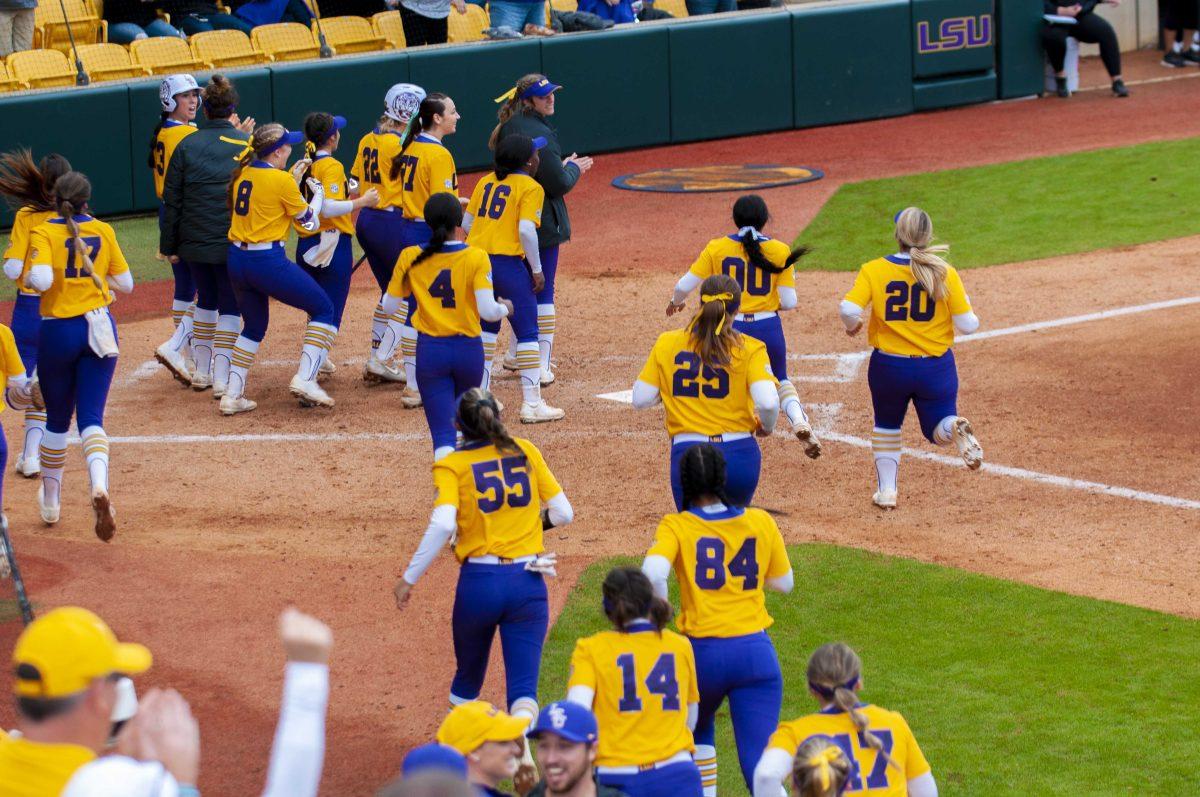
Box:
(791, 737), (852, 797)
(488, 74), (545, 151)
(689, 274), (742, 370)
(894, 206), (950, 301)
(806, 643), (900, 775)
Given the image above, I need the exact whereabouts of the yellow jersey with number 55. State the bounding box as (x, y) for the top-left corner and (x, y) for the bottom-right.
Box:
(351, 128), (405, 209)
(464, 172), (543, 256)
(387, 242), (492, 338)
(569, 626), (699, 768)
(767, 705), (931, 796)
(29, 216), (129, 318)
(843, 255), (971, 357)
(434, 437), (562, 561)
(394, 135), (458, 220)
(688, 235), (795, 314)
(647, 505), (790, 638)
(637, 328), (776, 437)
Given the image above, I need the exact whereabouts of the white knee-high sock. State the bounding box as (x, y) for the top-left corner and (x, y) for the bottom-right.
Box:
(375, 308), (406, 363)
(227, 336), (260, 399)
(166, 302), (194, 353)
(80, 425), (109, 494)
(507, 333), (518, 361)
(191, 308), (218, 377)
(23, 409), (46, 464)
(536, 303), (555, 374)
(517, 341), (540, 405)
(299, 322), (337, 381)
(400, 325), (419, 392)
(778, 380), (810, 429)
(872, 427), (902, 493)
(933, 415), (957, 445)
(481, 331), (498, 392)
(371, 299), (391, 352)
(695, 744), (717, 797)
(213, 314), (241, 387)
(39, 430), (68, 506)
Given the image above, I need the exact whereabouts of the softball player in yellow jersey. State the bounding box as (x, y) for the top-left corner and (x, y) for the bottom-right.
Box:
(643, 442), (794, 796)
(353, 82), (425, 386)
(150, 74), (201, 384)
(789, 737), (853, 797)
(0, 323), (31, 520)
(27, 172), (133, 541)
(840, 207), (983, 510)
(634, 273), (780, 510)
(0, 149), (71, 480)
(753, 643), (936, 797)
(395, 388), (573, 734)
(567, 567), (702, 797)
(671, 195), (821, 459)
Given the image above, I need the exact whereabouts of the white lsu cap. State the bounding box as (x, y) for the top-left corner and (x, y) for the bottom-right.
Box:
(62, 757), (179, 797)
(159, 74), (200, 113)
(384, 82), (426, 123)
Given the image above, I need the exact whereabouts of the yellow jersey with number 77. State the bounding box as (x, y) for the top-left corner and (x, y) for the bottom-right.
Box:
(843, 255), (971, 357)
(394, 135), (458, 220)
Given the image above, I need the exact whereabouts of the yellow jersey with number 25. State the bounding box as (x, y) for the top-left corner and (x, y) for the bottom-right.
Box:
(688, 235), (796, 314)
(465, 172), (543, 256)
(29, 216), (129, 319)
(843, 254), (971, 357)
(387, 242), (492, 338)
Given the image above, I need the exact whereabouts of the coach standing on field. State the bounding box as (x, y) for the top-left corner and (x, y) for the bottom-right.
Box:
(490, 74), (593, 387)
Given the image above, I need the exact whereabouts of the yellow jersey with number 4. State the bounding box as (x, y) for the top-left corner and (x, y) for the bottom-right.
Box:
(29, 216), (129, 318)
(295, 155), (353, 237)
(688, 235), (795, 314)
(844, 255), (971, 357)
(3, 206), (55, 296)
(228, 163), (308, 244)
(569, 626), (699, 768)
(394, 135), (458, 220)
(351, 128), (405, 209)
(648, 506), (790, 638)
(637, 328), (776, 437)
(465, 172), (543, 256)
(434, 437), (561, 561)
(387, 242), (492, 338)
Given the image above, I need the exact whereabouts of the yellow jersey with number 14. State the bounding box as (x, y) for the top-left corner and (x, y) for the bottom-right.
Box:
(688, 235), (795, 314)
(637, 328), (776, 438)
(843, 254), (971, 358)
(569, 626), (699, 768)
(152, 119), (196, 199)
(465, 172), (543, 256)
(351, 128), (405, 209)
(29, 216), (129, 319)
(395, 135), (458, 220)
(387, 242), (492, 338)
(3, 206), (55, 296)
(228, 163), (309, 244)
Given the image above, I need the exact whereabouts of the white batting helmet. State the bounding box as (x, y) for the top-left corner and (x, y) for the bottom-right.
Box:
(384, 82), (426, 123)
(159, 74), (200, 113)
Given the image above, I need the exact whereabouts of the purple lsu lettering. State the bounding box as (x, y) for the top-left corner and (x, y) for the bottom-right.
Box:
(917, 14), (992, 53)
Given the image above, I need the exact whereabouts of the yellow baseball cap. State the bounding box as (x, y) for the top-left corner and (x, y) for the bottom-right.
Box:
(436, 701), (530, 755)
(13, 607), (152, 699)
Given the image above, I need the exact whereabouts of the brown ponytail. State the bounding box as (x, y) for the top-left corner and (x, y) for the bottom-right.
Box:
(202, 74), (239, 120)
(488, 74), (545, 151)
(602, 567), (673, 633)
(391, 93), (449, 180)
(806, 643), (899, 775)
(456, 387), (520, 456)
(689, 274), (741, 371)
(0, 150), (71, 212)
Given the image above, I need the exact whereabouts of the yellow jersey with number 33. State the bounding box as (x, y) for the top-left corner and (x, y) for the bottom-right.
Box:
(464, 172), (543, 256)
(688, 235), (795, 314)
(387, 242), (492, 337)
(767, 705), (931, 795)
(3, 206), (55, 296)
(434, 437), (562, 561)
(29, 216), (129, 318)
(295, 155), (353, 236)
(647, 506), (790, 638)
(152, 120), (197, 199)
(228, 163), (309, 244)
(394, 135), (458, 220)
(843, 255), (971, 357)
(637, 328), (776, 437)
(351, 128), (405, 208)
(569, 626), (699, 768)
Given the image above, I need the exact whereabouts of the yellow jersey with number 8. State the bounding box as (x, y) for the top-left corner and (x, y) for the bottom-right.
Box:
(688, 236), (795, 314)
(228, 163), (309, 244)
(29, 216), (129, 318)
(387, 242), (492, 338)
(843, 255), (971, 357)
(465, 172), (543, 256)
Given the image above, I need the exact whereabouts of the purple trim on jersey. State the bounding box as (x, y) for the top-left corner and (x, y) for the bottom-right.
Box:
(884, 253), (911, 265)
(685, 505), (745, 521)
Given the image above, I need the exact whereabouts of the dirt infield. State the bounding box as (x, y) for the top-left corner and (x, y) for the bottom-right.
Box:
(0, 63), (1197, 795)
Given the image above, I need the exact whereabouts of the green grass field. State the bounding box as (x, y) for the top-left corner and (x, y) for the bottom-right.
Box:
(795, 136), (1200, 271)
(539, 545), (1200, 795)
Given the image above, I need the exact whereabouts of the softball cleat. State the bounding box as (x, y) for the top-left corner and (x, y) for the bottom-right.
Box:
(399, 388), (423, 409)
(540, 367), (556, 386)
(520, 399), (565, 424)
(318, 358), (336, 381)
(363, 355), (405, 384)
(154, 343), (192, 386)
(502, 354), (520, 372)
(289, 376), (335, 408)
(212, 381), (227, 399)
(91, 489), (116, 543)
(219, 394), (257, 416)
(952, 417), (983, 470)
(794, 423), (823, 459)
(872, 490), (898, 510)
(191, 371), (213, 392)
(37, 484), (60, 525)
(14, 455), (40, 478)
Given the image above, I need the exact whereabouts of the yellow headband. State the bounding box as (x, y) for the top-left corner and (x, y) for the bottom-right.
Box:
(494, 86), (518, 104)
(807, 747), (843, 791)
(700, 292), (734, 334)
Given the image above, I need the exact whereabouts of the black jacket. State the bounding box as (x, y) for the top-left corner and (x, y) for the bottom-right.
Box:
(526, 775), (629, 797)
(496, 110), (581, 249)
(160, 118), (249, 265)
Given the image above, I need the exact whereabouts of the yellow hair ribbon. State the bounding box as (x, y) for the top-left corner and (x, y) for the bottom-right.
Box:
(807, 746), (843, 791)
(493, 86), (518, 104)
(700, 292), (734, 334)
(231, 141), (254, 162)
(304, 140), (317, 158)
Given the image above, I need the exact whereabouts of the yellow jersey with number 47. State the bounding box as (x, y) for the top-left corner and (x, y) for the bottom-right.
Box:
(647, 505), (790, 638)
(434, 437), (562, 561)
(152, 120), (197, 199)
(228, 163), (309, 244)
(351, 128), (405, 209)
(568, 626), (699, 768)
(843, 255), (971, 357)
(637, 328), (776, 437)
(465, 172), (543, 256)
(394, 135), (458, 220)
(767, 705), (931, 796)
(387, 242), (492, 338)
(688, 235), (795, 314)
(3, 206), (55, 296)
(29, 216), (129, 318)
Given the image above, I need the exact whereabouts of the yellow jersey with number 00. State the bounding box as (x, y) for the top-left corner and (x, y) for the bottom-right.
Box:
(152, 119), (196, 199)
(351, 128), (405, 209)
(688, 235), (796, 314)
(295, 155), (353, 237)
(3, 206), (55, 296)
(228, 163), (308, 244)
(464, 172), (543, 256)
(387, 242), (492, 338)
(569, 627), (699, 768)
(844, 255), (971, 357)
(29, 216), (129, 319)
(394, 135), (458, 220)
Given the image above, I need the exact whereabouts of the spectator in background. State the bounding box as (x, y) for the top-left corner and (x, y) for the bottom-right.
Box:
(104, 0), (184, 43)
(487, 0), (553, 37)
(685, 0), (732, 15)
(233, 0), (312, 29)
(1042, 0), (1128, 97)
(525, 702), (628, 797)
(162, 0), (254, 36)
(398, 0), (466, 47)
(0, 0), (35, 58)
(437, 701), (534, 796)
(574, 0), (635, 25)
(1160, 0), (1199, 67)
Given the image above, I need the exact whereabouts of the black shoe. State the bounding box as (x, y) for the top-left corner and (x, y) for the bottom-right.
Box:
(1112, 79), (1129, 97)
(1162, 50), (1187, 68)
(1184, 48), (1200, 64)
(1055, 76), (1070, 98)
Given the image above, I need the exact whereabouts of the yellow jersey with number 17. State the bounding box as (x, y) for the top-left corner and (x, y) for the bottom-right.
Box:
(688, 235), (795, 314)
(637, 328), (776, 437)
(568, 626), (699, 768)
(394, 134), (458, 220)
(3, 206), (55, 296)
(228, 163), (309, 244)
(351, 128), (405, 209)
(767, 705), (931, 796)
(647, 505), (790, 638)
(387, 242), (492, 338)
(464, 172), (543, 256)
(152, 119), (197, 199)
(295, 154), (353, 237)
(434, 437), (562, 561)
(29, 216), (129, 319)
(843, 254), (971, 358)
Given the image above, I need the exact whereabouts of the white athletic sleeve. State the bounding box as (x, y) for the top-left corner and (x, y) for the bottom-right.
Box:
(2, 258), (22, 281)
(108, 271), (134, 294)
(402, 504), (458, 585)
(642, 555), (672, 600)
(777, 286), (798, 311)
(475, 288), (509, 322)
(631, 380), (661, 409)
(319, 198), (354, 218)
(766, 571), (794, 593)
(750, 380), (779, 433)
(672, 272), (702, 306)
(260, 662), (329, 797)
(752, 747), (793, 797)
(545, 492), (574, 528)
(28, 265), (52, 293)
(839, 299), (864, 331)
(566, 685), (595, 709)
(461, 211), (474, 233)
(380, 292), (403, 317)
(908, 773), (938, 797)
(687, 702), (698, 732)
(953, 311), (979, 335)
(518, 220), (542, 273)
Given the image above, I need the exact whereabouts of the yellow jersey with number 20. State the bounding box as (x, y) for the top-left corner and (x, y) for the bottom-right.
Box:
(688, 235), (796, 314)
(29, 216), (129, 319)
(464, 172), (543, 256)
(387, 242), (493, 338)
(843, 255), (971, 358)
(228, 163), (309, 244)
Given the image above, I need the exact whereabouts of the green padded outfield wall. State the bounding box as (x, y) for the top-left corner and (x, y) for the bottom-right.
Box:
(911, 0), (997, 109)
(995, 0), (1045, 97)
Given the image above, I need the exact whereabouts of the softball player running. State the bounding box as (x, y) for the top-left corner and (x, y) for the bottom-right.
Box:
(374, 193), (510, 460)
(643, 443), (793, 796)
(463, 135), (563, 424)
(150, 74), (200, 384)
(670, 195), (821, 459)
(567, 567), (702, 797)
(0, 149), (70, 479)
(27, 171), (133, 541)
(352, 82), (425, 387)
(223, 124), (332, 415)
(788, 737), (853, 797)
(634, 273), (780, 510)
(0, 323), (31, 520)
(840, 207), (983, 509)
(752, 643), (936, 797)
(394, 387), (573, 731)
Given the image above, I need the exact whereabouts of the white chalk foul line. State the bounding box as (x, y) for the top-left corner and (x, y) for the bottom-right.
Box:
(955, 296), (1200, 343)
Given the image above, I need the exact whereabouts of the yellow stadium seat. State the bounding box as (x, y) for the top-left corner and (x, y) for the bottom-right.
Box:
(549, 0), (576, 10)
(251, 22), (320, 62)
(651, 0), (688, 15)
(447, 3), (487, 42)
(130, 36), (211, 75)
(317, 16), (388, 54)
(33, 0), (106, 52)
(8, 49), (77, 89)
(0, 61), (29, 92)
(371, 10), (405, 49)
(76, 43), (150, 82)
(191, 29), (271, 68)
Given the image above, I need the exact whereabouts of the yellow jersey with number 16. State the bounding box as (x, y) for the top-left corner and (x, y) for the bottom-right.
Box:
(387, 242), (492, 338)
(464, 172), (543, 256)
(688, 235), (795, 314)
(29, 216), (129, 319)
(843, 254), (971, 357)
